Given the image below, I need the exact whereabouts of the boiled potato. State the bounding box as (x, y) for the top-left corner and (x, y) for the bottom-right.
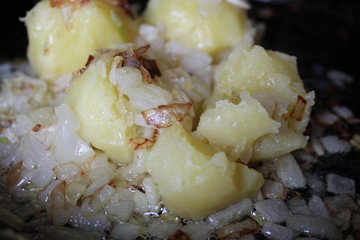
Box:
(65, 51), (136, 164)
(144, 0), (248, 56)
(210, 38), (306, 106)
(147, 123), (264, 219)
(204, 38), (314, 162)
(25, 0), (138, 80)
(197, 91), (280, 161)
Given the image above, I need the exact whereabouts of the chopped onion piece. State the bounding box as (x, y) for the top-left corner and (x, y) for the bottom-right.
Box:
(324, 194), (358, 214)
(274, 154), (306, 189)
(143, 176), (160, 213)
(261, 180), (285, 199)
(326, 173), (355, 196)
(214, 218), (259, 239)
(289, 197), (312, 215)
(70, 211), (110, 232)
(320, 135), (351, 154)
(286, 215), (342, 240)
(308, 195), (331, 220)
(254, 199), (291, 224)
(207, 198), (253, 228)
(147, 219), (182, 239)
(36, 225), (103, 240)
(262, 222), (295, 240)
(142, 102), (192, 128)
(181, 221), (214, 240)
(110, 222), (142, 240)
(332, 105), (353, 119)
(105, 201), (133, 222)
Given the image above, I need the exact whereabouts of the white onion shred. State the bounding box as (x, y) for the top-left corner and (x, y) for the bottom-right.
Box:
(262, 222), (295, 240)
(274, 154), (306, 189)
(286, 215), (342, 240)
(254, 199), (291, 224)
(326, 173), (356, 196)
(207, 198), (253, 228)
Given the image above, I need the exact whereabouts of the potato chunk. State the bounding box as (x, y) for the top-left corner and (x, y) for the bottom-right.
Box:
(211, 38), (306, 106)
(147, 123), (264, 219)
(197, 92), (280, 161)
(144, 0), (247, 56)
(65, 51), (136, 164)
(25, 0), (138, 80)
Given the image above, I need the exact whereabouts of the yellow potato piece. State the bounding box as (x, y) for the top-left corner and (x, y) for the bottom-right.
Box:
(65, 52), (135, 164)
(147, 123), (264, 219)
(211, 38), (306, 106)
(25, 0), (138, 80)
(197, 92), (280, 159)
(144, 0), (247, 56)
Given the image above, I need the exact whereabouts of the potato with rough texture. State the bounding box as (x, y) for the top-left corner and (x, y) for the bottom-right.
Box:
(204, 38), (314, 162)
(143, 0), (248, 56)
(146, 123), (264, 219)
(197, 91), (280, 162)
(65, 50), (136, 164)
(210, 38), (306, 106)
(25, 0), (138, 80)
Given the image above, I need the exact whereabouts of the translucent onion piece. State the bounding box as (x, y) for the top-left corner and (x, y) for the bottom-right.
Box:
(147, 219), (182, 239)
(320, 135), (351, 154)
(288, 197), (312, 215)
(308, 195), (331, 220)
(254, 199), (291, 224)
(181, 222), (214, 240)
(110, 222), (142, 240)
(326, 173), (355, 196)
(105, 201), (133, 222)
(142, 102), (192, 128)
(261, 180), (285, 199)
(274, 154), (306, 189)
(36, 225), (103, 240)
(262, 222), (295, 240)
(207, 198), (253, 228)
(286, 215), (342, 240)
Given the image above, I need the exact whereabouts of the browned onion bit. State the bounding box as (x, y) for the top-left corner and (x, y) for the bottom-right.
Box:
(50, 0), (90, 8)
(139, 57), (162, 78)
(142, 103), (192, 128)
(80, 55), (94, 74)
(114, 45), (161, 82)
(5, 161), (23, 190)
(290, 95), (307, 121)
(140, 65), (153, 83)
(32, 123), (42, 132)
(167, 230), (191, 240)
(51, 181), (67, 210)
(134, 45), (150, 57)
(129, 138), (155, 150)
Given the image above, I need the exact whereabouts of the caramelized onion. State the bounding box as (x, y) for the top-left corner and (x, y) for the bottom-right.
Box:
(168, 230), (191, 240)
(50, 0), (90, 10)
(142, 103), (192, 128)
(129, 138), (155, 150)
(114, 46), (161, 81)
(139, 57), (161, 78)
(80, 55), (94, 74)
(290, 95), (307, 121)
(6, 161), (23, 190)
